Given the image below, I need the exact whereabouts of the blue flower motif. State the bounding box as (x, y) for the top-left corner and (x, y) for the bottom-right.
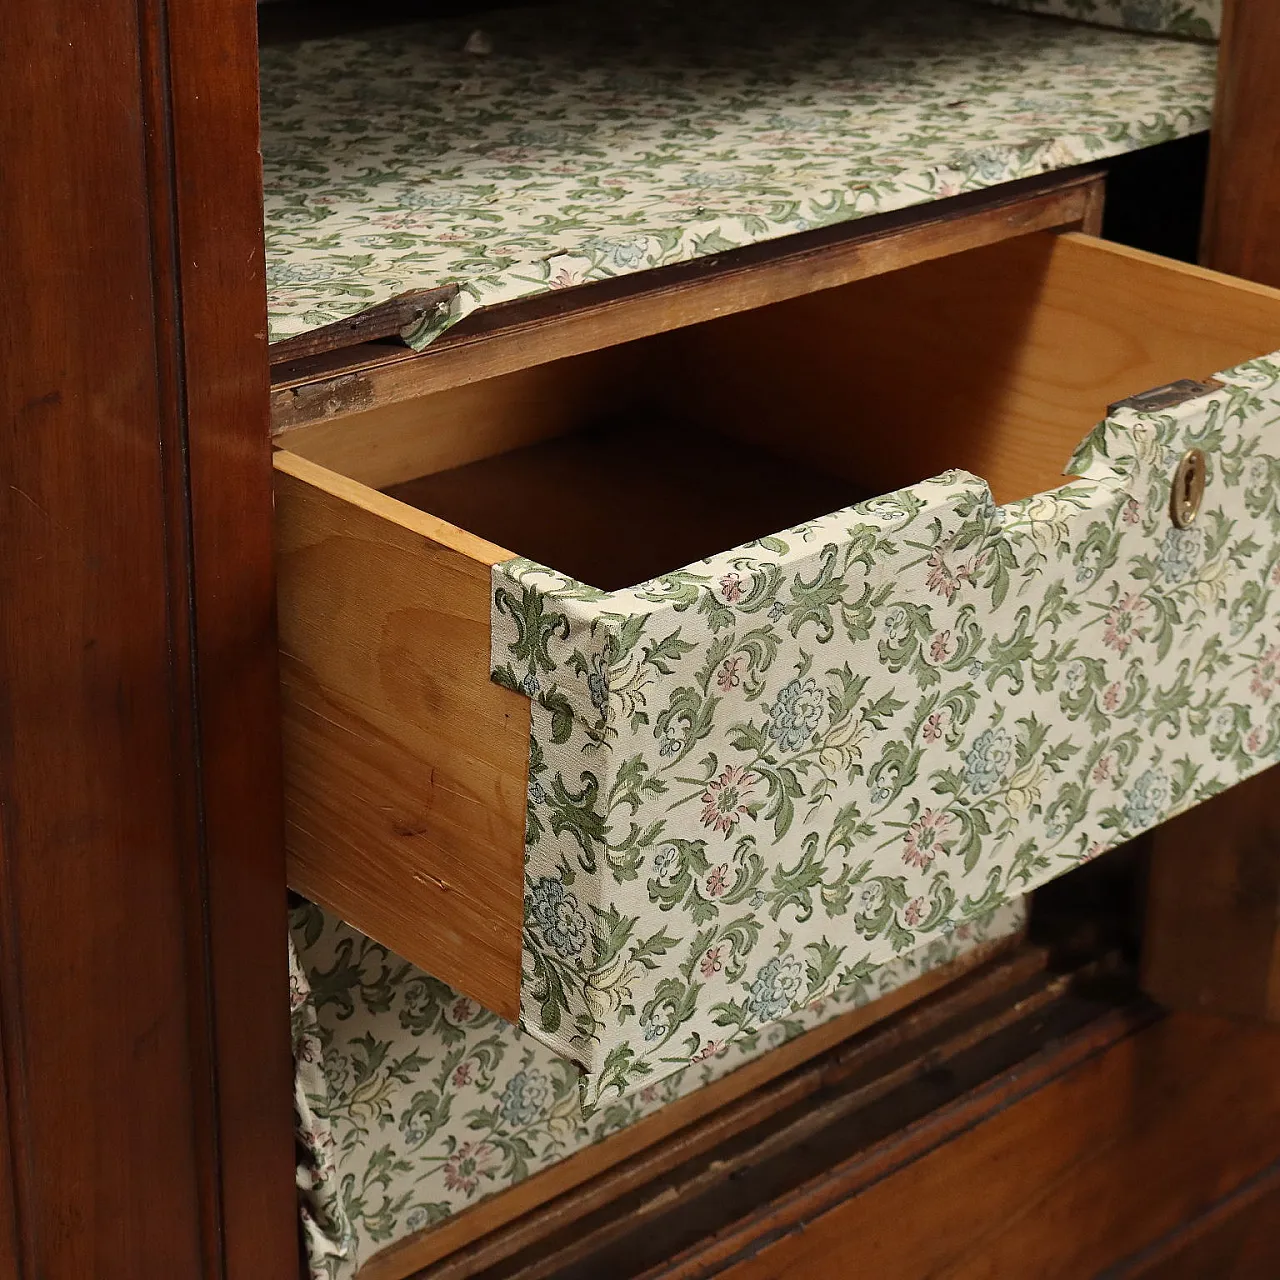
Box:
(527, 777), (547, 806)
(520, 672), (541, 697)
(586, 653), (609, 718)
(1156, 527), (1203, 584)
(526, 876), (589, 959)
(658, 730), (683, 757)
(1123, 769), (1171, 830)
(651, 843), (682, 886)
(641, 1010), (669, 1042)
(498, 1069), (551, 1128)
(768, 601), (787, 622)
(745, 954), (806, 1024)
(582, 234), (648, 268)
(962, 727), (1014, 795)
(767, 677), (824, 751)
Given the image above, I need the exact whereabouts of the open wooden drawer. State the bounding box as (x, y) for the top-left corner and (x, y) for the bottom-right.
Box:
(275, 231), (1280, 1103)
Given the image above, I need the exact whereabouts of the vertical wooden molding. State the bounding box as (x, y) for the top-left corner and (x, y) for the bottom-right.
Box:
(1200, 0), (1280, 283)
(1143, 768), (1280, 1022)
(1, 1), (297, 1275)
(160, 0), (300, 1274)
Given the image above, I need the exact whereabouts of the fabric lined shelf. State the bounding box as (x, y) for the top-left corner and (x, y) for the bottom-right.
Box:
(260, 0), (1217, 355)
(291, 896), (1028, 1280)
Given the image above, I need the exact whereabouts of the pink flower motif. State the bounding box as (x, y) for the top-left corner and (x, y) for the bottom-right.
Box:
(691, 1039), (726, 1063)
(700, 765), (757, 836)
(719, 571), (745, 603)
(1272, 563), (1280, 587)
(700, 945), (725, 977)
(1103, 593), (1150, 655)
(1247, 726), (1265, 754)
(925, 548), (971, 603)
(929, 630), (956, 664)
(902, 808), (956, 870)
(1092, 755), (1113, 784)
(1122, 498), (1141, 525)
(639, 1085), (661, 1105)
(453, 1062), (473, 1088)
(1103, 682), (1123, 712)
(442, 1141), (500, 1196)
(921, 711), (946, 744)
(1083, 841), (1107, 862)
(903, 897), (925, 927)
(549, 266), (586, 289)
(452, 997), (477, 1022)
(705, 864), (730, 897)
(717, 656), (745, 692)
(1249, 646), (1280, 700)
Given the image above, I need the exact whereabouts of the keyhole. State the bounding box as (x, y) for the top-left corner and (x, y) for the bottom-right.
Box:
(1170, 449), (1206, 529)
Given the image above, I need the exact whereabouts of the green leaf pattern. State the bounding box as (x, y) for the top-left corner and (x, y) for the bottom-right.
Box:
(260, 0), (1216, 348)
(496, 359), (1280, 1105)
(291, 897), (1027, 1278)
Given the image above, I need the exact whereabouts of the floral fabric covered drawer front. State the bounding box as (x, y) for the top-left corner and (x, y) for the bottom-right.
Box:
(497, 360), (1280, 1104)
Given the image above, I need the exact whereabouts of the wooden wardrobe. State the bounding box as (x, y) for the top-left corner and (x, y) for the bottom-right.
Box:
(3, 2), (1279, 1277)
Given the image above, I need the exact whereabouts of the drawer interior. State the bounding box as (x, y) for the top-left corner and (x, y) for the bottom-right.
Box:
(280, 230), (1280, 592)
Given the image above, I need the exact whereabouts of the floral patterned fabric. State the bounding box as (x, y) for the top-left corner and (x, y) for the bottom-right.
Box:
(493, 358), (1280, 1105)
(260, 0), (1216, 349)
(291, 896), (1027, 1279)
(983, 0), (1219, 39)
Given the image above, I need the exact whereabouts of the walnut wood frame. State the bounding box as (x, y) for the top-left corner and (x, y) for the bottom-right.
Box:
(1, 0), (296, 1276)
(1, 3), (1278, 1278)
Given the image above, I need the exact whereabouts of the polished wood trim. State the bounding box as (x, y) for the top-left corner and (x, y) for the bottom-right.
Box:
(1200, 0), (1280, 284)
(1, 1), (296, 1275)
(361, 931), (1031, 1280)
(164, 0), (300, 1274)
(270, 173), (1105, 434)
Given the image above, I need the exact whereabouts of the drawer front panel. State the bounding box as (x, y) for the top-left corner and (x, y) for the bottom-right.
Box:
(494, 359), (1280, 1103)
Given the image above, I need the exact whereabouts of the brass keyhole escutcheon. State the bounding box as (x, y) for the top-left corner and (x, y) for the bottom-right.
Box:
(1170, 449), (1207, 529)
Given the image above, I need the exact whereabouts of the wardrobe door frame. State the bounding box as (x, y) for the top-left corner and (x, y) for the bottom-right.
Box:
(0, 0), (296, 1276)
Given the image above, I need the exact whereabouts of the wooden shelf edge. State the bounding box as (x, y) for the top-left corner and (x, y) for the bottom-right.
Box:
(270, 169), (1105, 437)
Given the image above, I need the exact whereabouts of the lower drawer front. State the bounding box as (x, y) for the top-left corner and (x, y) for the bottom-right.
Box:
(275, 230), (1280, 1104)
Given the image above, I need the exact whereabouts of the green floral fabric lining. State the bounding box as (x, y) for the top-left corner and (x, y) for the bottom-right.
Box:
(983, 0), (1219, 39)
(494, 358), (1280, 1105)
(291, 896), (1026, 1279)
(260, 0), (1216, 350)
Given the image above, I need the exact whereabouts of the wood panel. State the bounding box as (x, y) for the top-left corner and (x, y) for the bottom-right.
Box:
(1200, 0), (1280, 285)
(1143, 765), (1280, 1022)
(277, 343), (645, 490)
(275, 452), (528, 1017)
(162, 0), (300, 1272)
(1116, 1161), (1280, 1277)
(672, 231), (1280, 505)
(1, 0), (296, 1275)
(271, 174), (1104, 434)
(362, 932), (1036, 1280)
(500, 1009), (1280, 1280)
(706, 1014), (1280, 1280)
